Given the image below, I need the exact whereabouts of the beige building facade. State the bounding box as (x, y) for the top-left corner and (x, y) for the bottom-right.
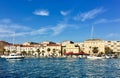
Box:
(84, 39), (105, 54)
(46, 44), (61, 57)
(105, 41), (120, 54)
(3, 39), (120, 56)
(61, 41), (80, 54)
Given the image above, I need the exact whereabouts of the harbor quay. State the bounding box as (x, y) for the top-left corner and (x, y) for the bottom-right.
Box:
(0, 39), (120, 58)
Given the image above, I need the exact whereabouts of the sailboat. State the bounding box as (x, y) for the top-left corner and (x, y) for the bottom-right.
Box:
(87, 24), (104, 59)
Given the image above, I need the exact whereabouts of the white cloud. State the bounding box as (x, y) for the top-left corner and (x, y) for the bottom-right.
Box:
(60, 11), (69, 16)
(33, 9), (49, 16)
(0, 18), (11, 23)
(74, 8), (104, 21)
(111, 19), (120, 22)
(0, 18), (32, 37)
(51, 23), (68, 36)
(94, 18), (120, 24)
(0, 28), (13, 33)
(30, 28), (48, 35)
(0, 18), (77, 38)
(107, 33), (119, 38)
(94, 18), (107, 24)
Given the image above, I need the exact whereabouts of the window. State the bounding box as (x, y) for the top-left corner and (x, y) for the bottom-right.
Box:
(117, 45), (120, 47)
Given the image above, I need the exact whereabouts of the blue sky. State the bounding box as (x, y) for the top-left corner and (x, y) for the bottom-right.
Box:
(0, 0), (120, 43)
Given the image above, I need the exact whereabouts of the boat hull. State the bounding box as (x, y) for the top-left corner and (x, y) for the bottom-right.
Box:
(87, 56), (104, 59)
(1, 55), (24, 59)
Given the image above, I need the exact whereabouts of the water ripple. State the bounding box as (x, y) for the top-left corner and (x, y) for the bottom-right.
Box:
(0, 58), (120, 78)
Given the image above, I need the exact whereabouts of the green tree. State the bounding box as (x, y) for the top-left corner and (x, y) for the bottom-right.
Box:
(28, 51), (31, 56)
(52, 49), (56, 57)
(105, 47), (113, 54)
(47, 48), (51, 56)
(47, 48), (51, 52)
(92, 47), (99, 54)
(21, 51), (27, 56)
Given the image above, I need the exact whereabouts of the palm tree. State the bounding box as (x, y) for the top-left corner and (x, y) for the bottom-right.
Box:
(21, 51), (27, 56)
(28, 51), (31, 56)
(2, 48), (6, 55)
(7, 50), (10, 55)
(42, 50), (45, 57)
(32, 50), (34, 55)
(12, 50), (17, 53)
(36, 49), (41, 57)
(58, 50), (61, 56)
(52, 49), (56, 57)
(63, 49), (66, 54)
(63, 49), (67, 57)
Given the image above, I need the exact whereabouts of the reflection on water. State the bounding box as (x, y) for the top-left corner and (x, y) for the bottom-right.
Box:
(0, 58), (120, 78)
(6, 59), (23, 63)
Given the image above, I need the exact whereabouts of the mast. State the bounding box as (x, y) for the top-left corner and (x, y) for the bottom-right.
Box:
(91, 24), (94, 39)
(12, 32), (15, 46)
(90, 24), (94, 55)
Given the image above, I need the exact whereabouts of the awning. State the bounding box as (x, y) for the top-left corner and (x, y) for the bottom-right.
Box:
(64, 52), (88, 55)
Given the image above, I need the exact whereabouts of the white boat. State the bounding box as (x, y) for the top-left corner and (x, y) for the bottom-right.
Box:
(87, 56), (104, 59)
(105, 55), (111, 59)
(1, 53), (24, 59)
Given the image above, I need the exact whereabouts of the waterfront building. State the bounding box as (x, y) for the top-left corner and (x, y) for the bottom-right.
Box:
(46, 44), (61, 57)
(0, 41), (10, 55)
(84, 39), (105, 55)
(61, 40), (74, 46)
(61, 41), (81, 55)
(105, 41), (120, 55)
(3, 39), (120, 57)
(4, 44), (21, 53)
(75, 42), (84, 52)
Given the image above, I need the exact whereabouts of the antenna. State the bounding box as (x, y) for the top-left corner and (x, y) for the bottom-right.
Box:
(91, 24), (94, 39)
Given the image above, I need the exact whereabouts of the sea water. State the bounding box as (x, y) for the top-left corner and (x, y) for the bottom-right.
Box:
(0, 58), (120, 78)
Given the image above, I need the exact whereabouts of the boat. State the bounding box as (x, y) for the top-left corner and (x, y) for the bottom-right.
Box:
(1, 53), (24, 59)
(105, 55), (111, 59)
(112, 55), (118, 58)
(0, 32), (24, 59)
(87, 56), (104, 59)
